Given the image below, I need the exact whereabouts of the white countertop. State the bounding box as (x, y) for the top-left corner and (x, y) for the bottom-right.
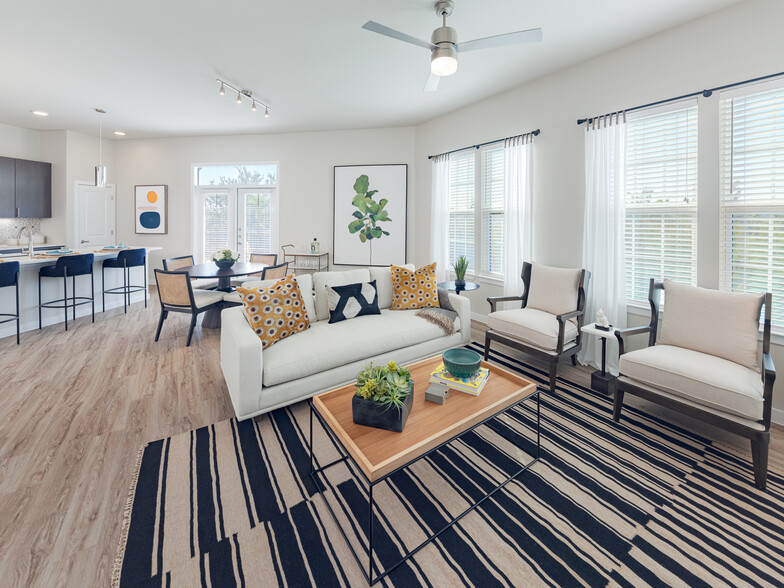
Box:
(0, 246), (162, 267)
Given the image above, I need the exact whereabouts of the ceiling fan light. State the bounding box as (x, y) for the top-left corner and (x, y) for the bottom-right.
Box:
(431, 46), (458, 76)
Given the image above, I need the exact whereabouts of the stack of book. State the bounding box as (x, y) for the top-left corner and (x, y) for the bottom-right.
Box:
(429, 363), (490, 396)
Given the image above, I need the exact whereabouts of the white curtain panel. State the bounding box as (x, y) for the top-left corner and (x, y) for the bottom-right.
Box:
(503, 135), (533, 302)
(430, 154), (451, 282)
(579, 115), (628, 374)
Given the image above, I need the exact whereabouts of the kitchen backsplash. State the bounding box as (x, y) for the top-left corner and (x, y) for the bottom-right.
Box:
(0, 218), (42, 241)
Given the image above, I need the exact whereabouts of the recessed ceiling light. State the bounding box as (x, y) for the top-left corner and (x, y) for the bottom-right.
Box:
(114, 131), (126, 136)
(31, 110), (49, 117)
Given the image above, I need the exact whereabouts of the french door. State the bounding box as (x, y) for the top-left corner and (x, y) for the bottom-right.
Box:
(195, 187), (277, 263)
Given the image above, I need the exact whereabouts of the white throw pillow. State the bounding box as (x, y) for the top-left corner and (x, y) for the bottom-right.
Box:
(370, 264), (414, 309)
(657, 279), (763, 370)
(313, 269), (371, 321)
(525, 263), (582, 317)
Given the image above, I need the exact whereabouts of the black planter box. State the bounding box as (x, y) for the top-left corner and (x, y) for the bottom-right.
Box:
(352, 382), (414, 432)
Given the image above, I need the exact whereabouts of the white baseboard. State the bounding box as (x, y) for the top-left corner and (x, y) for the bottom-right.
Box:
(471, 312), (488, 324)
(772, 407), (784, 427)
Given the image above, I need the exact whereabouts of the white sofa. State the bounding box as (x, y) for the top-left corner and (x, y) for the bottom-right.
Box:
(220, 266), (471, 420)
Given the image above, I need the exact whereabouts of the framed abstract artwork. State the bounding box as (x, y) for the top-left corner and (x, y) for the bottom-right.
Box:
(333, 164), (407, 266)
(135, 185), (168, 234)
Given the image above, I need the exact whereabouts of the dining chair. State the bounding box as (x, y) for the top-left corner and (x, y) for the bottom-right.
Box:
(162, 255), (218, 290)
(261, 262), (289, 280)
(153, 269), (225, 346)
(231, 252), (278, 286)
(0, 261), (20, 344)
(102, 248), (147, 312)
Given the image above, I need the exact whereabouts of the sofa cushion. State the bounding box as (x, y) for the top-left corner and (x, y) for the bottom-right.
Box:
(262, 309), (460, 386)
(619, 344), (764, 420)
(526, 263), (582, 317)
(226, 273), (316, 323)
(313, 269), (371, 321)
(391, 263), (440, 310)
(237, 274), (310, 350)
(487, 308), (578, 351)
(658, 279), (763, 370)
(370, 264), (414, 309)
(327, 280), (381, 323)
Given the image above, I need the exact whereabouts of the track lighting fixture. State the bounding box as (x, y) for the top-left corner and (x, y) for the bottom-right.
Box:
(215, 78), (271, 117)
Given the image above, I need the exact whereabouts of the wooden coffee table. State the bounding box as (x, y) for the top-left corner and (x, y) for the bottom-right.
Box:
(309, 355), (539, 585)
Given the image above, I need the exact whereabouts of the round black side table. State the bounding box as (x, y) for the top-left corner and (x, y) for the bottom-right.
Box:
(437, 281), (480, 295)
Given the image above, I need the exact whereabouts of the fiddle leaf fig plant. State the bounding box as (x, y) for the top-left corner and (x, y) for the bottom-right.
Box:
(347, 174), (391, 247)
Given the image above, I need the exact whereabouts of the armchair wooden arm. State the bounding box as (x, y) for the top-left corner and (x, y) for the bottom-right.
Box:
(614, 325), (654, 356)
(487, 294), (524, 313)
(556, 309), (583, 321)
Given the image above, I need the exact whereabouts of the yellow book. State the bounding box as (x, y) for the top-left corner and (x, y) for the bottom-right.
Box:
(430, 363), (489, 396)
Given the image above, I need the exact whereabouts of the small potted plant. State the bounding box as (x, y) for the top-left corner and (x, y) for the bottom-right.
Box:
(453, 255), (469, 287)
(213, 249), (240, 269)
(352, 361), (414, 432)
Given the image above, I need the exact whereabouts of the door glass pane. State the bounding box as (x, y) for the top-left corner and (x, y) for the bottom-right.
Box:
(204, 192), (229, 261)
(243, 191), (272, 259)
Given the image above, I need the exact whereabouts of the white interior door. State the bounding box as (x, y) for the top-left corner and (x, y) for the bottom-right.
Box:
(77, 183), (116, 247)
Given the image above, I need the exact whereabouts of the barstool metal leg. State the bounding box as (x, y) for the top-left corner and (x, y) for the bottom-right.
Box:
(144, 259), (148, 308)
(63, 273), (68, 331)
(123, 263), (128, 313)
(91, 268), (95, 323)
(15, 279), (20, 345)
(102, 264), (106, 312)
(72, 275), (77, 321)
(38, 274), (42, 329)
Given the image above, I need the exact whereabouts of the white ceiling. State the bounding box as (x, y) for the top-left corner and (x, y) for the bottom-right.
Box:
(0, 0), (741, 139)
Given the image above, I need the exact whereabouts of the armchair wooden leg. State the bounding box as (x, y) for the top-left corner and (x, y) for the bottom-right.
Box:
(571, 354), (577, 366)
(154, 309), (166, 342)
(186, 313), (198, 347)
(612, 389), (625, 422)
(751, 433), (770, 491)
(483, 333), (491, 361)
(548, 359), (558, 393)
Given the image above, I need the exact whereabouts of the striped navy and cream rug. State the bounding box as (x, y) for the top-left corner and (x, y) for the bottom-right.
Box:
(113, 343), (784, 587)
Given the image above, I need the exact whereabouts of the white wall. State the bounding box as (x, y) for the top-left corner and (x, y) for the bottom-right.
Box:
(413, 0), (784, 418)
(112, 127), (415, 273)
(0, 122), (40, 160)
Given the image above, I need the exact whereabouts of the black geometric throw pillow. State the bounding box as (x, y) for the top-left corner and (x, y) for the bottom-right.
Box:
(327, 280), (381, 324)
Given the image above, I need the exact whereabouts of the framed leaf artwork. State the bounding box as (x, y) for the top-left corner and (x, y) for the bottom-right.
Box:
(333, 164), (407, 266)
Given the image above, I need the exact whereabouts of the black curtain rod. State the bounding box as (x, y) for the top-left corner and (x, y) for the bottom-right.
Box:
(427, 129), (540, 160)
(576, 70), (784, 125)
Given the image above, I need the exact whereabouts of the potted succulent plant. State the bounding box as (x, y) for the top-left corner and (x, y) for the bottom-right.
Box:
(453, 255), (469, 287)
(352, 361), (414, 432)
(213, 249), (240, 269)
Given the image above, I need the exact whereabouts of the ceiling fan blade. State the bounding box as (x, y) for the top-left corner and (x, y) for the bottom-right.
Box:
(456, 27), (542, 53)
(362, 20), (436, 51)
(424, 72), (440, 92)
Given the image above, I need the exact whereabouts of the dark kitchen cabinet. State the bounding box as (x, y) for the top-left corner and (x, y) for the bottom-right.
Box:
(0, 157), (14, 218)
(0, 156), (52, 218)
(15, 159), (51, 218)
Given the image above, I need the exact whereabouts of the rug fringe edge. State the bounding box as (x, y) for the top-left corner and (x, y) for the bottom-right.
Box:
(111, 442), (148, 588)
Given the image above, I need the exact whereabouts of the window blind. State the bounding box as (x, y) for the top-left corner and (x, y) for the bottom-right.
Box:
(625, 104), (698, 304)
(243, 192), (272, 259)
(448, 151), (476, 270)
(203, 192), (229, 261)
(719, 84), (784, 330)
(481, 147), (505, 276)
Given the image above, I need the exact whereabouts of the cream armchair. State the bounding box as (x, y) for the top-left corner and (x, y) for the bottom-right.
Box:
(484, 262), (589, 392)
(614, 279), (776, 490)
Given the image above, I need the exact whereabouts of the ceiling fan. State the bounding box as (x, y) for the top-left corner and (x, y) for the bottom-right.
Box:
(362, 0), (542, 92)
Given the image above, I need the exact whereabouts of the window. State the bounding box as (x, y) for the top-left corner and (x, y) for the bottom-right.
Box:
(447, 145), (505, 278)
(624, 103), (698, 304)
(193, 164), (278, 262)
(720, 82), (784, 330)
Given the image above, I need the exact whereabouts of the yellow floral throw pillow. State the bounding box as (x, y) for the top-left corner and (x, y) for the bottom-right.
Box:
(237, 273), (310, 349)
(391, 263), (441, 310)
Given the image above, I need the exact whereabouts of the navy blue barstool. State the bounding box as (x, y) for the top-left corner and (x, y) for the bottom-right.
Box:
(39, 253), (95, 331)
(0, 261), (20, 344)
(102, 248), (147, 313)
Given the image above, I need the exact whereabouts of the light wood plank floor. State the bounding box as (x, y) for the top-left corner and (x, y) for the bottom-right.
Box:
(0, 299), (780, 587)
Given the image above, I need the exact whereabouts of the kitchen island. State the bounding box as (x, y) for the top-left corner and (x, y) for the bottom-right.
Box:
(0, 246), (161, 340)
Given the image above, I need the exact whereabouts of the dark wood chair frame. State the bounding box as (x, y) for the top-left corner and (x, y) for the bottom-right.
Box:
(153, 269), (223, 347)
(484, 262), (590, 392)
(613, 278), (776, 490)
(0, 263), (20, 345)
(261, 261), (289, 280)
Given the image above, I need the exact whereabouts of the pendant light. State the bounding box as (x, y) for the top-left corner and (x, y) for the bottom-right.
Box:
(94, 108), (107, 187)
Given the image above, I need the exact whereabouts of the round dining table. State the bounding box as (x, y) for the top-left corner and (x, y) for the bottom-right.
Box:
(178, 262), (268, 328)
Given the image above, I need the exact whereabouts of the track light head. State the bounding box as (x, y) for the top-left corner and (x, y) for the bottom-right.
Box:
(264, 107), (269, 118)
(219, 83), (225, 96)
(236, 91), (242, 104)
(252, 101), (257, 112)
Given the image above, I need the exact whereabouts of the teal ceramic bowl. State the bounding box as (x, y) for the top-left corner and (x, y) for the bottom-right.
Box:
(442, 348), (482, 379)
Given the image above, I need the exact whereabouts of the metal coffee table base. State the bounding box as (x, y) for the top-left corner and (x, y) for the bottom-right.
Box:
(309, 388), (540, 585)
